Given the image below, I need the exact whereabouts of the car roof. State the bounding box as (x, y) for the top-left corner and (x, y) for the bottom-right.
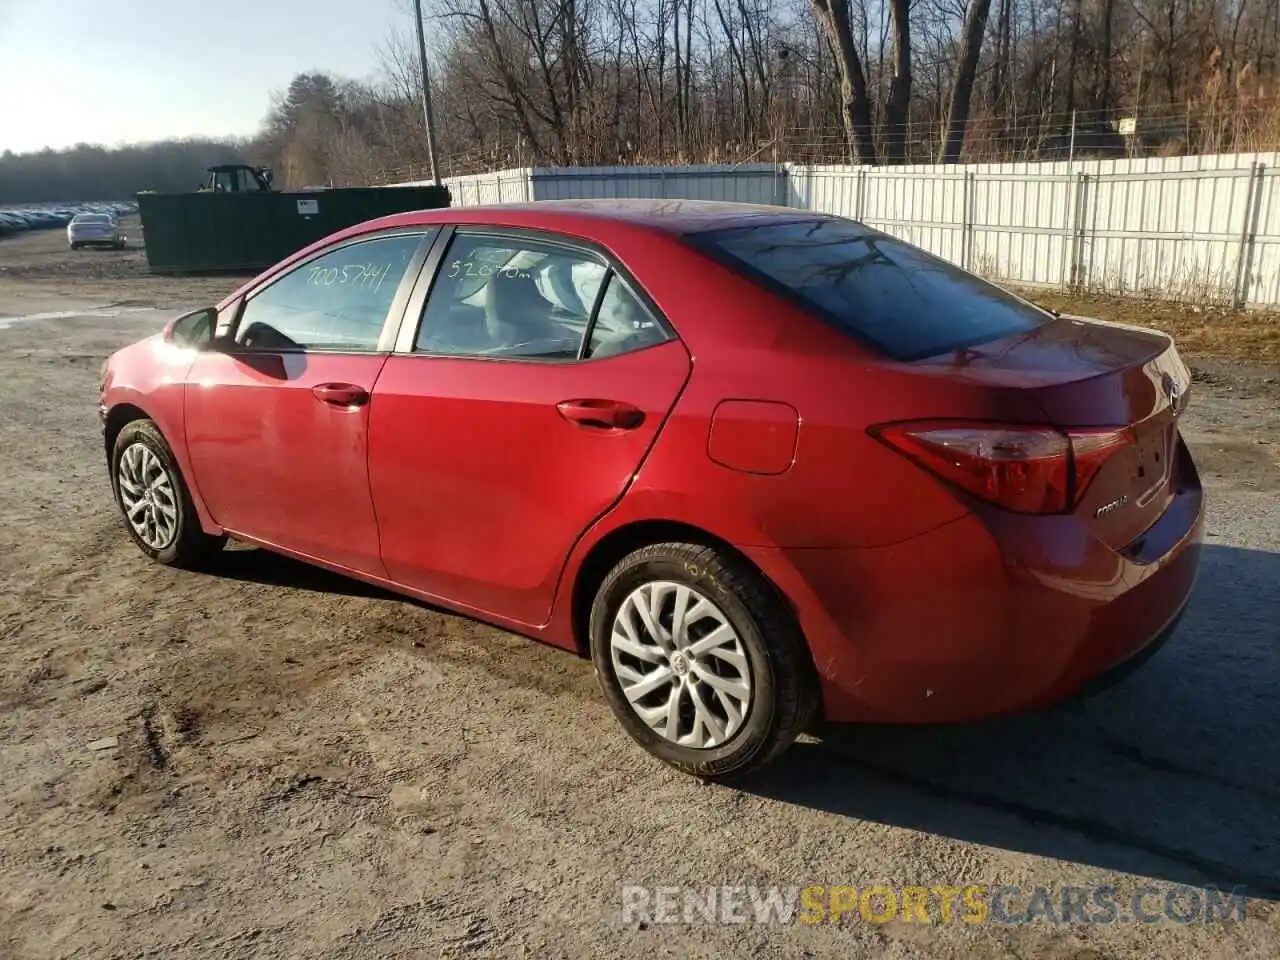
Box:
(356, 198), (826, 239)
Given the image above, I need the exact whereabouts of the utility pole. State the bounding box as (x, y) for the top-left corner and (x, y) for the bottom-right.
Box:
(412, 0), (442, 185)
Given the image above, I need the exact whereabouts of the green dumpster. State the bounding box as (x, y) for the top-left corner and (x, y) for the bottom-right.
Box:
(137, 185), (451, 274)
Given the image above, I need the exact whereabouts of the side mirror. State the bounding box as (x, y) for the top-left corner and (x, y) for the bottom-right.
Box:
(163, 307), (217, 350)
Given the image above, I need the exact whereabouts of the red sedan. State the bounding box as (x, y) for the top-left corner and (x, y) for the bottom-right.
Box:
(100, 200), (1203, 779)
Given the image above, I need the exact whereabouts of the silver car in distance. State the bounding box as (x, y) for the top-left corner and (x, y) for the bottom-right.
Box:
(68, 213), (124, 250)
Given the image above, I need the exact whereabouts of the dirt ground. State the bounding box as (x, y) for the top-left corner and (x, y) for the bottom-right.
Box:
(1, 221), (1278, 959)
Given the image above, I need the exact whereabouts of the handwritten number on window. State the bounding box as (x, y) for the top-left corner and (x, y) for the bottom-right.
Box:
(306, 261), (396, 294)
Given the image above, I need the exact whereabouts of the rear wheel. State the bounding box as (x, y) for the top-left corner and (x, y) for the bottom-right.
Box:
(69, 242), (80, 251)
(589, 542), (818, 780)
(110, 419), (225, 567)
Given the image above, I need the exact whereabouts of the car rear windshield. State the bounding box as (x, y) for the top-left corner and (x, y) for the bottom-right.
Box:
(687, 218), (1048, 361)
(75, 214), (110, 224)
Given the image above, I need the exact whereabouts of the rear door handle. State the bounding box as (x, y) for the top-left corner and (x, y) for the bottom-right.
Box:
(312, 383), (369, 407)
(556, 399), (645, 431)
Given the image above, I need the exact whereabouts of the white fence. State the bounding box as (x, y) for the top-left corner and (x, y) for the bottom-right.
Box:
(436, 164), (787, 207)
(401, 154), (1280, 307)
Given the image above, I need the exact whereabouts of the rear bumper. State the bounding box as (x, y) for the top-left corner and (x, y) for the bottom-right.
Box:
(743, 448), (1204, 724)
(1064, 590), (1189, 702)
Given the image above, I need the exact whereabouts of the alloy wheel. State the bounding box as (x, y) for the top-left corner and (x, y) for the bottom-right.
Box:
(117, 442), (179, 550)
(609, 580), (753, 748)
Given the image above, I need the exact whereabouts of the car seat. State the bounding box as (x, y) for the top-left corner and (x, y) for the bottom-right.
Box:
(484, 271), (562, 347)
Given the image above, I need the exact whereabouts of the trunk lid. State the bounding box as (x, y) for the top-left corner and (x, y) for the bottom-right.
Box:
(911, 314), (1192, 548)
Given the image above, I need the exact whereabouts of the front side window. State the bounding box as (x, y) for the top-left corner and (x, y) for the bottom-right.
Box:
(688, 218), (1048, 361)
(235, 233), (423, 352)
(416, 234), (608, 360)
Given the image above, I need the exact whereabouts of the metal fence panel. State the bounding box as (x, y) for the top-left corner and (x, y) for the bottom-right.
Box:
(529, 164), (786, 205)
(861, 170), (969, 266)
(432, 168), (533, 205)
(1085, 168), (1245, 301)
(1248, 167), (1280, 306)
(969, 172), (1077, 287)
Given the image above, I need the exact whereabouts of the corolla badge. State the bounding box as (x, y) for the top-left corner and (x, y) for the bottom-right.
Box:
(1095, 494), (1129, 518)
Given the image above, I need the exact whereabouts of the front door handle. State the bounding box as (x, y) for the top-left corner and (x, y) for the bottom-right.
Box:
(312, 383), (369, 407)
(556, 399), (645, 431)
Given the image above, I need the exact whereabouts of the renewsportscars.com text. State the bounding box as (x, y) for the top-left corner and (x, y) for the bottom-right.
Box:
(620, 883), (1249, 926)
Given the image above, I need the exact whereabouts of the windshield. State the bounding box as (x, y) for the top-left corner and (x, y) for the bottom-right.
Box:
(687, 218), (1049, 361)
(74, 214), (111, 224)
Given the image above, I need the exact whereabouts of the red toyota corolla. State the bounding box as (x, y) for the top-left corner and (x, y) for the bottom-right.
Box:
(99, 200), (1203, 779)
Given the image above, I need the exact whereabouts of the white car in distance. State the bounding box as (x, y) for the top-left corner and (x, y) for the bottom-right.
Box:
(68, 213), (125, 251)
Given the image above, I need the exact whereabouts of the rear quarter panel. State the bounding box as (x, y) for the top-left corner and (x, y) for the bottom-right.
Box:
(591, 250), (1043, 550)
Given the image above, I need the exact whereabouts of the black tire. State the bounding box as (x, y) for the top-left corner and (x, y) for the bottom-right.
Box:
(69, 242), (80, 251)
(109, 418), (225, 567)
(589, 542), (818, 781)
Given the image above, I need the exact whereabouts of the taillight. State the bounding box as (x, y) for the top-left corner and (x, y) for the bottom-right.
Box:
(1068, 428), (1134, 497)
(871, 421), (1133, 514)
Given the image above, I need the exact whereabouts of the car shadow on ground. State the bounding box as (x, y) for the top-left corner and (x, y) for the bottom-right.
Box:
(740, 543), (1280, 902)
(202, 541), (1278, 901)
(202, 545), (397, 601)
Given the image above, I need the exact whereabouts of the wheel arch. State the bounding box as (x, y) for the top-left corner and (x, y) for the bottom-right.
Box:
(568, 519), (805, 660)
(102, 400), (223, 537)
(103, 402), (153, 458)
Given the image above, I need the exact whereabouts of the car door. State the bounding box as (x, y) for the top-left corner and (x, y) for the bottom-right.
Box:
(184, 228), (436, 575)
(368, 228), (692, 625)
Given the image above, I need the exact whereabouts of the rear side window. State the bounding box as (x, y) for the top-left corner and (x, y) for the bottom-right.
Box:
(416, 234), (607, 359)
(688, 218), (1047, 361)
(586, 275), (667, 359)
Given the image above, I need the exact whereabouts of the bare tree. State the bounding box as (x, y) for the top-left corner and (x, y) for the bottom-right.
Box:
(811, 0), (878, 162)
(182, 0), (1280, 183)
(937, 0), (994, 161)
(882, 0), (913, 162)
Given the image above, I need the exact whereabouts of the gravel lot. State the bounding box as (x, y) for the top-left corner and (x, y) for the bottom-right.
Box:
(1, 222), (1278, 958)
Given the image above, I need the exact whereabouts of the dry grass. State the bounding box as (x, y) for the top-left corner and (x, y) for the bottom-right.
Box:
(1013, 287), (1280, 365)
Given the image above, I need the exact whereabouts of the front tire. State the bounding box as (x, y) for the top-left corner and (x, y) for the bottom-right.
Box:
(589, 542), (818, 781)
(110, 419), (225, 567)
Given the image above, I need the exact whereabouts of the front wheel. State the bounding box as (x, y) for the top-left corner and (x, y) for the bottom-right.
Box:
(589, 542), (818, 780)
(110, 419), (225, 567)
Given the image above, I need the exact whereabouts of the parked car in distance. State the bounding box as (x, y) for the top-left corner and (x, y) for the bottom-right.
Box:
(68, 212), (124, 250)
(98, 200), (1204, 779)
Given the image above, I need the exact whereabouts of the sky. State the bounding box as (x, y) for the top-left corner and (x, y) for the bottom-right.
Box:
(0, 0), (410, 153)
